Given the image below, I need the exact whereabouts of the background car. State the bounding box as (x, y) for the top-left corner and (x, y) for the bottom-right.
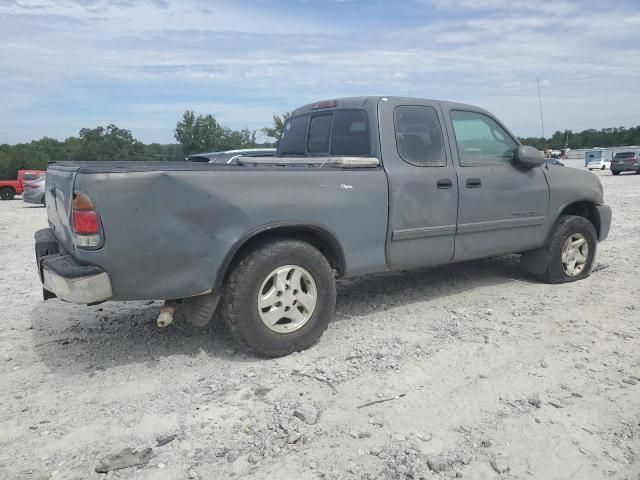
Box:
(611, 150), (640, 175)
(187, 148), (276, 164)
(0, 169), (46, 200)
(587, 158), (611, 170)
(546, 158), (565, 166)
(22, 177), (46, 205)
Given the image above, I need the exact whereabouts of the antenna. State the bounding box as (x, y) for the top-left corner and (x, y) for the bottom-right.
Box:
(537, 76), (545, 139)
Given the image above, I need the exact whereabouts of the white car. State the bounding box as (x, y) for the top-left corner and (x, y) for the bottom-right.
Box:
(587, 159), (611, 171)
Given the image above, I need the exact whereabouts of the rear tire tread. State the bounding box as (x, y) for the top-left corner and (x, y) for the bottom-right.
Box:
(221, 239), (336, 357)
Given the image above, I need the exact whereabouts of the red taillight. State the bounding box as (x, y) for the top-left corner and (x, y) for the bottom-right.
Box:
(312, 99), (337, 110)
(72, 191), (102, 248)
(73, 210), (99, 234)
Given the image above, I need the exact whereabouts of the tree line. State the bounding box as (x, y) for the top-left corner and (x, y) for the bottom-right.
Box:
(1, 109), (638, 179)
(0, 111), (291, 180)
(518, 126), (640, 151)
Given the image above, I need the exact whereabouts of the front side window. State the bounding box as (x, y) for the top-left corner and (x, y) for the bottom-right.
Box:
(394, 105), (446, 166)
(450, 111), (518, 166)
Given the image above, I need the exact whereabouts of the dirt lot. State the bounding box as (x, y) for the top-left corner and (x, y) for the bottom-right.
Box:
(1, 168), (639, 480)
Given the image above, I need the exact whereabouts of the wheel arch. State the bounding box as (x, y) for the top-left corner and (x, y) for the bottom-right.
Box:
(552, 199), (601, 239)
(215, 222), (346, 288)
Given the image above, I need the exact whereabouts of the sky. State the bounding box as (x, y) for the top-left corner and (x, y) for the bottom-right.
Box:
(1, 0), (639, 144)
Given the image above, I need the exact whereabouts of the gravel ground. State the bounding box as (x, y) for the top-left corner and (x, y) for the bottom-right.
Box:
(1, 168), (639, 480)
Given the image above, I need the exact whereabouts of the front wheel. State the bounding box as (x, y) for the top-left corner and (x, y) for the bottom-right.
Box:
(221, 239), (336, 357)
(0, 188), (15, 200)
(521, 215), (597, 284)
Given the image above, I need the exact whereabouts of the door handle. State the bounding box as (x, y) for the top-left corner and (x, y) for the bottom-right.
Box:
(437, 178), (453, 189)
(466, 178), (481, 188)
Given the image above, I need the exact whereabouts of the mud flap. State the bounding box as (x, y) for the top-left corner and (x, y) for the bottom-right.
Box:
(520, 248), (548, 275)
(182, 291), (222, 327)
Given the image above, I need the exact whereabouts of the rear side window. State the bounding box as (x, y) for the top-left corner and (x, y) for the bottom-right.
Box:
(278, 109), (371, 157)
(330, 109), (370, 156)
(394, 106), (446, 166)
(450, 111), (518, 166)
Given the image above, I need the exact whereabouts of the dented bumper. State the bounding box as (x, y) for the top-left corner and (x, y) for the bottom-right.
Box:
(35, 228), (113, 304)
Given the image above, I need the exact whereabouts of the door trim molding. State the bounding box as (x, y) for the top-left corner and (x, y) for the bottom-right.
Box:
(457, 216), (545, 234)
(392, 224), (457, 241)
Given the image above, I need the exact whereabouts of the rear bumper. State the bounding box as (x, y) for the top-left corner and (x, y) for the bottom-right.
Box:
(595, 205), (612, 242)
(35, 228), (113, 304)
(611, 165), (640, 172)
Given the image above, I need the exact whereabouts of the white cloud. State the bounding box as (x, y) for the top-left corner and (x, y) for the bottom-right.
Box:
(0, 0), (638, 142)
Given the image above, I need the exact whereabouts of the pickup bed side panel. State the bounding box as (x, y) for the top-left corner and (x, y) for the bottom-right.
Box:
(72, 169), (389, 300)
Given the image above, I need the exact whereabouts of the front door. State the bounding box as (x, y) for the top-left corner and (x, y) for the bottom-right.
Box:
(443, 108), (549, 261)
(379, 98), (459, 270)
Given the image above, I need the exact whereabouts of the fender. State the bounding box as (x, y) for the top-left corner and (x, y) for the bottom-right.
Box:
(214, 220), (346, 288)
(547, 196), (603, 241)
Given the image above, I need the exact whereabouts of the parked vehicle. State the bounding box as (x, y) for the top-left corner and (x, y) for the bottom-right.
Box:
(610, 151), (640, 175)
(35, 96), (611, 357)
(546, 158), (565, 166)
(0, 169), (46, 200)
(22, 177), (46, 205)
(187, 148), (276, 164)
(585, 149), (613, 170)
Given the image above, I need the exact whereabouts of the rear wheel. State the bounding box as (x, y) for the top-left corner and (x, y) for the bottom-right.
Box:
(521, 215), (597, 284)
(612, 170), (620, 175)
(0, 188), (15, 200)
(221, 239), (336, 357)
(601, 165), (606, 170)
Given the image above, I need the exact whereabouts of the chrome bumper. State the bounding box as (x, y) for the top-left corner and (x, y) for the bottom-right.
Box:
(35, 228), (113, 305)
(42, 266), (113, 304)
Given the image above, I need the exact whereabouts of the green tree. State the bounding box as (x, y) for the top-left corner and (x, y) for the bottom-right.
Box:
(73, 125), (144, 162)
(175, 111), (255, 155)
(260, 112), (291, 142)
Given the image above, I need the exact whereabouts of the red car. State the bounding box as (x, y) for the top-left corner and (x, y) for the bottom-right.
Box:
(0, 170), (46, 200)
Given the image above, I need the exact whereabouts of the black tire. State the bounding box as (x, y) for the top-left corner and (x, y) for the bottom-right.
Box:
(601, 165), (605, 170)
(41, 196), (46, 206)
(521, 215), (597, 284)
(612, 170), (620, 175)
(0, 187), (15, 200)
(221, 239), (336, 357)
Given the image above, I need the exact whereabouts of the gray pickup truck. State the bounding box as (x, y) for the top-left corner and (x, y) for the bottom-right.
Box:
(35, 96), (611, 357)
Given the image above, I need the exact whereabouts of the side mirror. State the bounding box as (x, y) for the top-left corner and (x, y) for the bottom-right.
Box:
(515, 146), (545, 168)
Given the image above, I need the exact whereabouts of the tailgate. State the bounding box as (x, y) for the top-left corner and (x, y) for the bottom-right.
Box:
(45, 165), (79, 252)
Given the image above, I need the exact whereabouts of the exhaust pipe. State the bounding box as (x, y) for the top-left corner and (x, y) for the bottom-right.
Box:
(157, 300), (177, 328)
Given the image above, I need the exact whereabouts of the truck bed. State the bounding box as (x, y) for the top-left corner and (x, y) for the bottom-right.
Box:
(45, 159), (389, 300)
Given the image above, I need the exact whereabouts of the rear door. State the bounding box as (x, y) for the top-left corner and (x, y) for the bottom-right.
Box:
(443, 108), (549, 261)
(379, 98), (459, 269)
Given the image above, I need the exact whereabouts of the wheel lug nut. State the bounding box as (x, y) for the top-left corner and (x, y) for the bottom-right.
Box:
(293, 289), (298, 294)
(284, 306), (290, 312)
(275, 301), (282, 307)
(276, 291), (282, 297)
